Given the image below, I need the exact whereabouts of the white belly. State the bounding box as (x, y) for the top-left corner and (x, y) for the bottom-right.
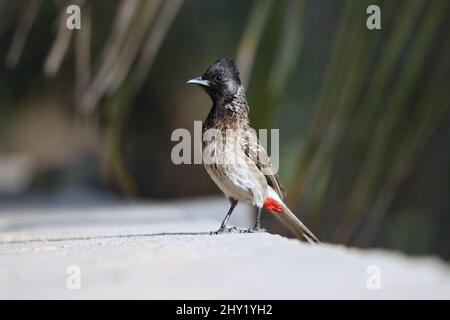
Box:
(203, 160), (268, 208)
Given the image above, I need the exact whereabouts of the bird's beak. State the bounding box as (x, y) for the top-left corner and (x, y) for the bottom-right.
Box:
(186, 77), (210, 87)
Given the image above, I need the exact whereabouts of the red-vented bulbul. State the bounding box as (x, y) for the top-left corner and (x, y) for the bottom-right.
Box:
(187, 58), (319, 243)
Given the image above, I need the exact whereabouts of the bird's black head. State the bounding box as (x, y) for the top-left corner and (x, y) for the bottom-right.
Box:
(187, 58), (242, 104)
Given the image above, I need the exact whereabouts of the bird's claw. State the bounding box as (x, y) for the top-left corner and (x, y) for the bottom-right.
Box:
(210, 224), (266, 235)
(247, 226), (266, 233)
(211, 226), (251, 234)
(211, 226), (237, 234)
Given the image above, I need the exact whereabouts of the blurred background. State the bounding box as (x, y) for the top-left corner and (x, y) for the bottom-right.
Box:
(0, 0), (449, 259)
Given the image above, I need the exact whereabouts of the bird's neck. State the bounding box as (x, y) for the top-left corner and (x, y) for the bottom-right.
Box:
(213, 86), (250, 118)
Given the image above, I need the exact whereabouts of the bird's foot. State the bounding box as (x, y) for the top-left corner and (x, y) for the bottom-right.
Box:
(246, 225), (266, 233)
(210, 226), (249, 235)
(211, 226), (236, 235)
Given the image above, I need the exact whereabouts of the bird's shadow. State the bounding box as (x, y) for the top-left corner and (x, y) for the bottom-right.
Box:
(0, 231), (217, 246)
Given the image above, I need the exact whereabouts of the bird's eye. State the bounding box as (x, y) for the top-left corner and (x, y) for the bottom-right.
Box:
(215, 75), (222, 82)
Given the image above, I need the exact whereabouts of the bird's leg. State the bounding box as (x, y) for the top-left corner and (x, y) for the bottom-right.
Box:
(249, 207), (266, 232)
(255, 207), (262, 230)
(212, 199), (238, 234)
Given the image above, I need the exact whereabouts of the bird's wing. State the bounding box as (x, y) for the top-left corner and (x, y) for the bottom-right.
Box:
(240, 128), (287, 200)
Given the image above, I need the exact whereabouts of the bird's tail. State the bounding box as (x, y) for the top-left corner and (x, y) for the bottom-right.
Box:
(276, 205), (320, 244)
(264, 190), (320, 244)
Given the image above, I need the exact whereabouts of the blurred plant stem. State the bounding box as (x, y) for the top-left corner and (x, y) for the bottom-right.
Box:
(75, 1), (91, 96)
(236, 0), (273, 86)
(44, 1), (84, 77)
(356, 23), (450, 245)
(337, 0), (449, 242)
(6, 0), (42, 68)
(325, 0), (425, 238)
(102, 0), (183, 197)
(103, 83), (138, 197)
(323, 0), (426, 237)
(284, 0), (449, 245)
(79, 0), (158, 113)
(246, 0), (308, 130)
(288, 0), (357, 209)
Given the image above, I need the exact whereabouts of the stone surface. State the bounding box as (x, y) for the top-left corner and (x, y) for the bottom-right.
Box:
(0, 198), (449, 299)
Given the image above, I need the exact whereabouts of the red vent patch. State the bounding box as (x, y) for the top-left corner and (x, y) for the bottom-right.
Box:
(263, 198), (283, 214)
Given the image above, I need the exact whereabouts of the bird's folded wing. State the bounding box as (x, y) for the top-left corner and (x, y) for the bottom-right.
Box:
(240, 128), (287, 200)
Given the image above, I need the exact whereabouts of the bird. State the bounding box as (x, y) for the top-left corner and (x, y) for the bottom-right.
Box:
(187, 58), (319, 243)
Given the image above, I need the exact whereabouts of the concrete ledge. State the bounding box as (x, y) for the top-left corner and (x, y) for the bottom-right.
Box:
(1, 202), (449, 299)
